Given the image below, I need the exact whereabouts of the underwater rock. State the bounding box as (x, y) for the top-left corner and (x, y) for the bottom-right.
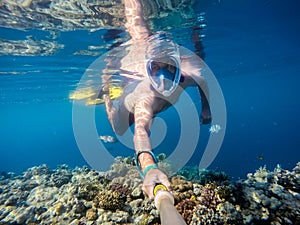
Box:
(175, 166), (200, 181)
(104, 157), (142, 191)
(103, 157), (139, 180)
(274, 163), (300, 193)
(54, 202), (65, 216)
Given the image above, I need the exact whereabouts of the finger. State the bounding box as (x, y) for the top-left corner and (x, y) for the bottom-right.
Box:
(142, 185), (148, 198)
(148, 192), (154, 200)
(142, 184), (154, 200)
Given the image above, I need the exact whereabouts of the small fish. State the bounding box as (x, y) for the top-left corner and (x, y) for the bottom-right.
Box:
(99, 135), (118, 143)
(257, 155), (264, 161)
(209, 124), (221, 134)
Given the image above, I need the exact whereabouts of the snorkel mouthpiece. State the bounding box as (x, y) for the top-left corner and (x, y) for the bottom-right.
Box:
(157, 67), (175, 81)
(146, 32), (181, 97)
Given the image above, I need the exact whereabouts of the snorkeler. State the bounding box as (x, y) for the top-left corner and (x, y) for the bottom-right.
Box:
(103, 0), (212, 199)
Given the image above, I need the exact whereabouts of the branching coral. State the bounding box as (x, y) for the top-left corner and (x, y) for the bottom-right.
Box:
(110, 182), (131, 198)
(273, 163), (300, 193)
(199, 184), (222, 209)
(77, 182), (103, 201)
(232, 163), (300, 224)
(171, 176), (194, 203)
(176, 198), (197, 224)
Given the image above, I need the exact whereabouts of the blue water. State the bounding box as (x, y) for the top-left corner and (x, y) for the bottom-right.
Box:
(1, 0), (300, 179)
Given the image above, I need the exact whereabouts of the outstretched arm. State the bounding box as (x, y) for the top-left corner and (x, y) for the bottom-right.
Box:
(181, 48), (212, 125)
(191, 28), (212, 124)
(119, 0), (171, 199)
(133, 100), (153, 164)
(124, 0), (151, 41)
(134, 98), (171, 199)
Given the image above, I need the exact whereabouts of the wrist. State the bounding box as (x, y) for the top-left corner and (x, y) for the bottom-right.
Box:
(139, 153), (155, 170)
(143, 164), (158, 177)
(135, 150), (158, 178)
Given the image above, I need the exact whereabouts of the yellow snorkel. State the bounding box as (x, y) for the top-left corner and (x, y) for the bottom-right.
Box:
(153, 184), (187, 225)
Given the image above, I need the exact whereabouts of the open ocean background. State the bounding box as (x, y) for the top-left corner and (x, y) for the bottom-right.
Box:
(1, 0), (300, 180)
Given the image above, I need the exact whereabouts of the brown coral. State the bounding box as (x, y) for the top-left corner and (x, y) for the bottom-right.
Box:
(171, 176), (194, 203)
(86, 208), (98, 221)
(93, 190), (125, 211)
(78, 182), (103, 201)
(176, 198), (197, 224)
(199, 184), (222, 209)
(110, 182), (131, 198)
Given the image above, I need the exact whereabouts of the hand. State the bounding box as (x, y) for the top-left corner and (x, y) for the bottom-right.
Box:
(142, 168), (172, 200)
(200, 106), (212, 125)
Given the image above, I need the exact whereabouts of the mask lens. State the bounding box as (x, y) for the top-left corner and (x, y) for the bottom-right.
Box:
(145, 32), (181, 96)
(147, 56), (180, 96)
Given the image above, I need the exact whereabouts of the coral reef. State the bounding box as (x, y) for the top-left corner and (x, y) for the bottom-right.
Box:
(198, 184), (222, 209)
(176, 166), (230, 185)
(232, 163), (300, 224)
(94, 190), (125, 211)
(171, 176), (194, 203)
(0, 159), (299, 225)
(176, 198), (197, 224)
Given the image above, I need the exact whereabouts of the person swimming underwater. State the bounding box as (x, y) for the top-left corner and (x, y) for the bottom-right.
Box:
(102, 0), (212, 200)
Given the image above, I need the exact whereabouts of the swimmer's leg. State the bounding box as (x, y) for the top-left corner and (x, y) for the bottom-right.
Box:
(104, 95), (133, 135)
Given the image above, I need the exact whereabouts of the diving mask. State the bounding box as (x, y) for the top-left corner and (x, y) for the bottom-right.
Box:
(145, 32), (181, 97)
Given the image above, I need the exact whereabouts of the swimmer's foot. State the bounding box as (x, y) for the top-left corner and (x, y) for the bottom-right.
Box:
(200, 107), (212, 124)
